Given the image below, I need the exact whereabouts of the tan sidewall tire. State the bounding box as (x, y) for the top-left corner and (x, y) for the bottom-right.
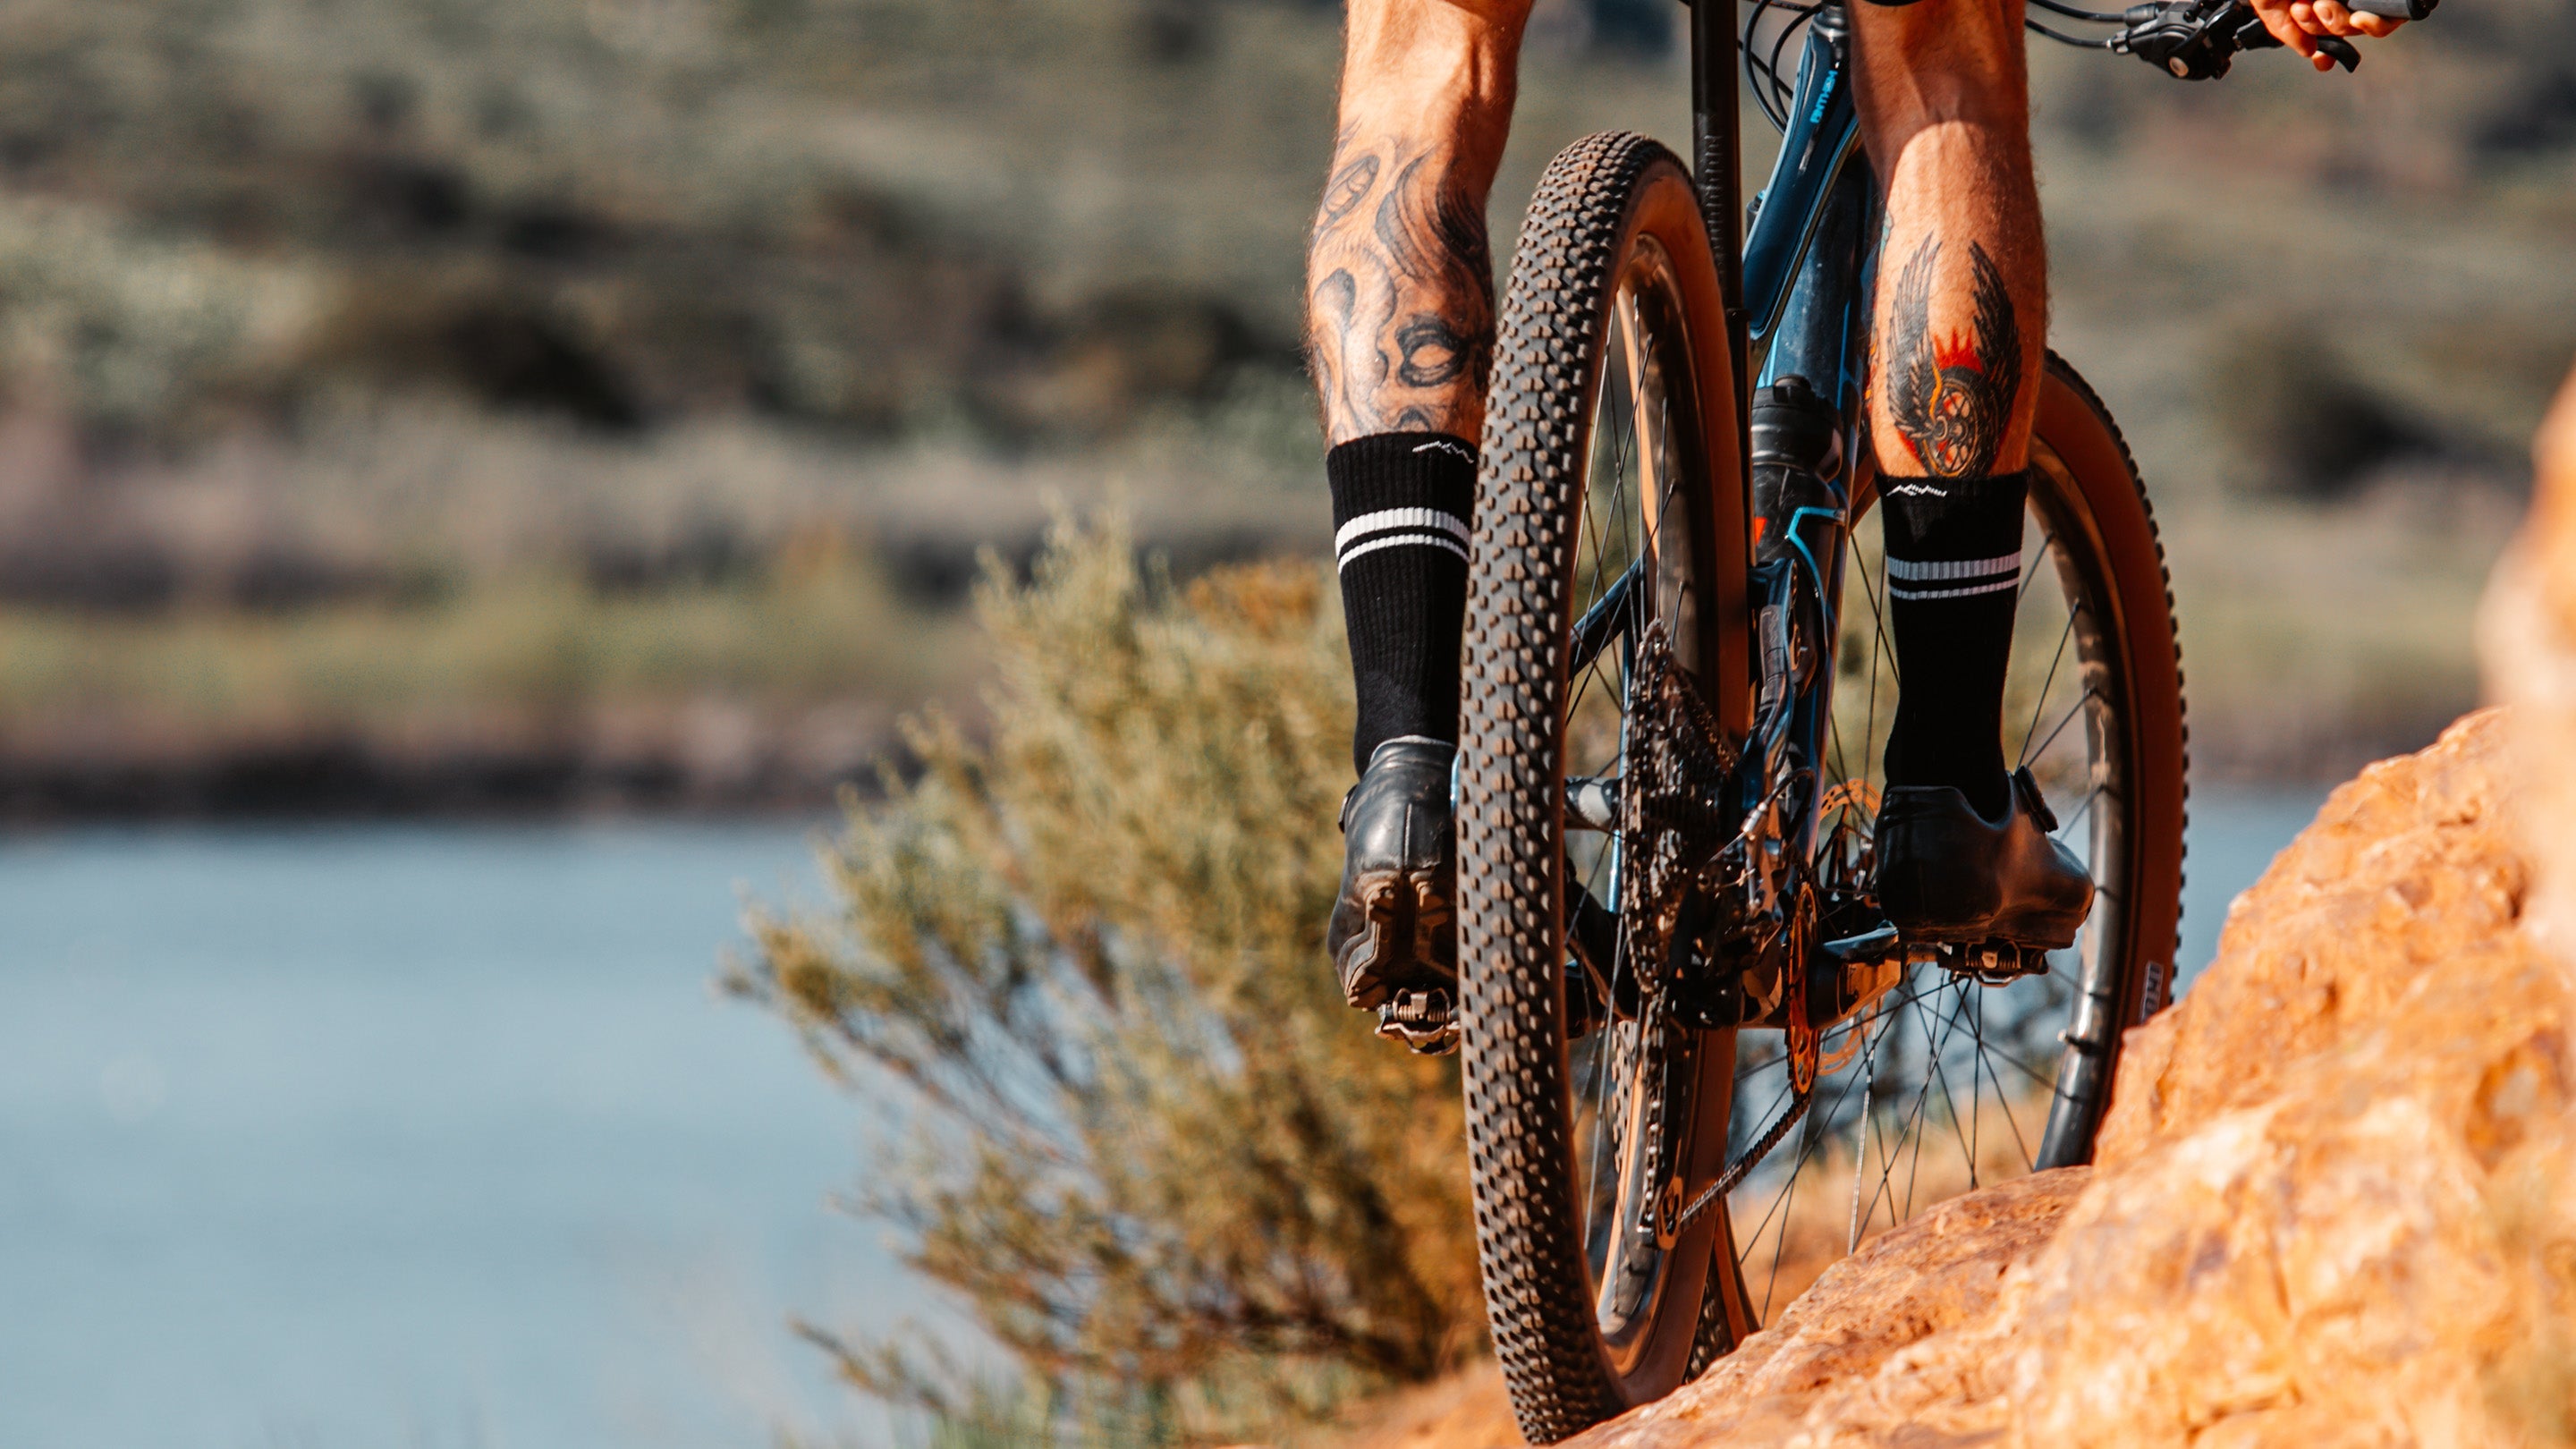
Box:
(1458, 131), (1750, 1443)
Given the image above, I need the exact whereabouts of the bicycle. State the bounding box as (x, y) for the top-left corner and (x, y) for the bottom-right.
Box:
(1429, 0), (2436, 1436)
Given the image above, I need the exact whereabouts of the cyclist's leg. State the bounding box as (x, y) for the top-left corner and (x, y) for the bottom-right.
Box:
(1309, 0), (1532, 773)
(1852, 0), (2046, 467)
(1852, 0), (2044, 816)
(1308, 0), (1529, 448)
(1307, 0), (1531, 1015)
(1852, 0), (2089, 943)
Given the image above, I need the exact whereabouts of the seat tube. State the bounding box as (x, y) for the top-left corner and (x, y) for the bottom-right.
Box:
(1690, 0), (1747, 421)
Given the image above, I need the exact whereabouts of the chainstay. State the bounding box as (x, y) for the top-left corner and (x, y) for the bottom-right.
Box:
(1674, 1080), (1810, 1236)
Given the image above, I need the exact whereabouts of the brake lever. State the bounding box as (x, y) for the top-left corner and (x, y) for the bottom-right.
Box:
(2238, 15), (2362, 71)
(2118, 0), (2359, 79)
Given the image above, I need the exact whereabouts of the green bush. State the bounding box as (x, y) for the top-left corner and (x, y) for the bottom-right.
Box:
(733, 513), (1480, 1441)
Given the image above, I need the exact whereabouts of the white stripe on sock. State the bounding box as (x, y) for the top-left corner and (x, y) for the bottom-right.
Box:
(1335, 507), (1470, 556)
(1336, 532), (1470, 570)
(1885, 550), (2022, 582)
(1887, 576), (2020, 601)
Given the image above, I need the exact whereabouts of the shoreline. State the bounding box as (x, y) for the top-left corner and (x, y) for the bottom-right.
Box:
(0, 728), (901, 823)
(0, 722), (2447, 823)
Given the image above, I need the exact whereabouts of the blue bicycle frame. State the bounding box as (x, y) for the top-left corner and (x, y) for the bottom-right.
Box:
(1686, 7), (2106, 1167)
(1694, 2), (1881, 961)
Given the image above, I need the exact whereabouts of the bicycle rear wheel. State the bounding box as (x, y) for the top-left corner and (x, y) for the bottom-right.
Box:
(1456, 131), (1751, 1440)
(1708, 353), (2188, 1331)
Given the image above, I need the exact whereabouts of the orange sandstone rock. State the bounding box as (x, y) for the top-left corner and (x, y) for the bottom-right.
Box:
(1572, 1168), (2092, 1449)
(2482, 366), (2576, 953)
(1332, 1367), (1529, 1449)
(1555, 708), (2576, 1449)
(2094, 708), (2529, 1166)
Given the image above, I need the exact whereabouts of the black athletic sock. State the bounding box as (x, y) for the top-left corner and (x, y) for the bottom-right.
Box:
(1879, 471), (2025, 820)
(1328, 431), (1478, 774)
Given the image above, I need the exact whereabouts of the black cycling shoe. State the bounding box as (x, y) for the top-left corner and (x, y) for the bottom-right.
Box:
(1326, 738), (1459, 1021)
(1873, 767), (2094, 951)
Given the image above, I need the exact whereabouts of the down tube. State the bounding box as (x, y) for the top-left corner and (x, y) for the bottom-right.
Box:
(1753, 161), (1873, 859)
(1754, 162), (1872, 420)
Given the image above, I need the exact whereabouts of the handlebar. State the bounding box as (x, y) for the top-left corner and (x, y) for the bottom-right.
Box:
(2104, 0), (2428, 79)
(2022, 0), (2432, 80)
(1758, 0), (2433, 140)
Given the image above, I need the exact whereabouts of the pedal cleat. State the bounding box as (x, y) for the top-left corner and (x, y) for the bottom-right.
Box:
(1377, 986), (1459, 1055)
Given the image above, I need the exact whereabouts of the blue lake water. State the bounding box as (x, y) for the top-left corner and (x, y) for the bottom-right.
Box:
(0, 792), (2326, 1449)
(0, 821), (945, 1449)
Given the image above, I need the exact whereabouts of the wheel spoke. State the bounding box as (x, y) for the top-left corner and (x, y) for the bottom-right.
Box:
(1851, 521), (1901, 690)
(2023, 685), (2102, 768)
(1874, 980), (1973, 1227)
(2014, 605), (2084, 768)
(1970, 990), (1986, 1185)
(1976, 1012), (2038, 1173)
(2017, 521), (2057, 607)
(2058, 779), (2115, 837)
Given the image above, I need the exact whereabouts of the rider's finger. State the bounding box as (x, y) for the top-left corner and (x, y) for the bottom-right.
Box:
(2351, 12), (2399, 36)
(2291, 0), (2347, 38)
(2265, 6), (2327, 64)
(2310, 0), (2357, 33)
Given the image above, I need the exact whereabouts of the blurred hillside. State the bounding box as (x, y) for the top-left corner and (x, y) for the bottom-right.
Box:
(0, 0), (2567, 811)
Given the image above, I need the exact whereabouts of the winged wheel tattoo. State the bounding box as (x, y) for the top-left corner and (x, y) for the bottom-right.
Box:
(1885, 237), (2021, 480)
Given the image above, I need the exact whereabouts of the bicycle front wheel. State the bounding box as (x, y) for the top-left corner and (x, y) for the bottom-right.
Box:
(1710, 353), (2188, 1332)
(1456, 131), (1752, 1440)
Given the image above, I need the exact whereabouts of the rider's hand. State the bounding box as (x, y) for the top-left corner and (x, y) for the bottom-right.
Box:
(2246, 0), (2404, 72)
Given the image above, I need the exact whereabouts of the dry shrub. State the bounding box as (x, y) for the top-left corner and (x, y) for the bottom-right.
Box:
(733, 513), (1480, 1439)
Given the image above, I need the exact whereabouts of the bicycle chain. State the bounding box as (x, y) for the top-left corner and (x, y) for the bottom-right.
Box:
(1672, 1078), (1811, 1237)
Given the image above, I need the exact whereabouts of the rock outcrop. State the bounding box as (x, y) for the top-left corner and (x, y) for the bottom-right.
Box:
(2483, 365), (2576, 953)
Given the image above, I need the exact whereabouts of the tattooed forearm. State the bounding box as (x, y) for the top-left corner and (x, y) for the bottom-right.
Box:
(1306, 129), (1496, 442)
(1880, 235), (2023, 480)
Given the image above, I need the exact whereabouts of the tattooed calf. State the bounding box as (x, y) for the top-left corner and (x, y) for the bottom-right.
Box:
(1305, 131), (1495, 442)
(1882, 236), (2022, 480)
(1319, 153), (1379, 224)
